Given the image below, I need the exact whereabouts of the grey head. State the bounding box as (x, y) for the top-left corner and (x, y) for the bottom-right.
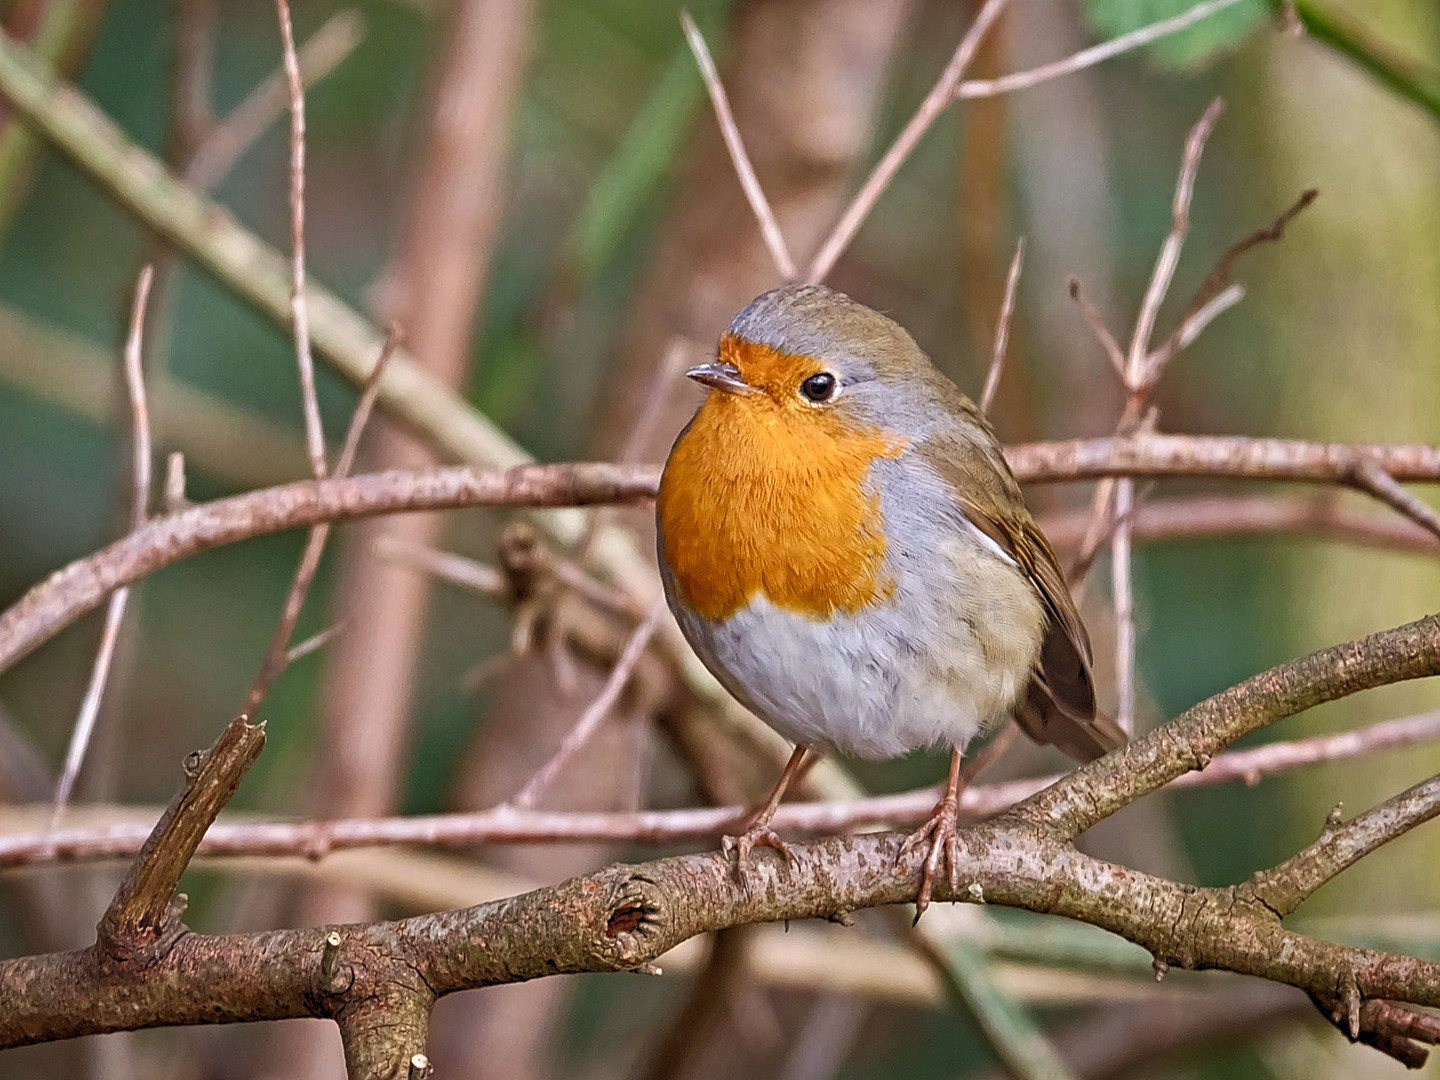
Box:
(691, 283), (981, 436)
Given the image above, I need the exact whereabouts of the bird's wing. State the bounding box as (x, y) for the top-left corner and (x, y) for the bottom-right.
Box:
(921, 419), (1126, 763)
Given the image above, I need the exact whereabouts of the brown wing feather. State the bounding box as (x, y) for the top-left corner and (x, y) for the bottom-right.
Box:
(919, 404), (1126, 763)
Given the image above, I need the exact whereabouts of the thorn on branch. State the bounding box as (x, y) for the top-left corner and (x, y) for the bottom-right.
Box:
(98, 715), (265, 955)
(1312, 984), (1440, 1069)
(1325, 802), (1345, 830)
(318, 929), (352, 995)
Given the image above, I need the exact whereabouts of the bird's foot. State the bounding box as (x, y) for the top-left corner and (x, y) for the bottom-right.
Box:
(897, 794), (961, 923)
(721, 820), (797, 883)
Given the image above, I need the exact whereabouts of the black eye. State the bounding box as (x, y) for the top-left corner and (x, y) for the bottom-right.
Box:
(800, 372), (837, 403)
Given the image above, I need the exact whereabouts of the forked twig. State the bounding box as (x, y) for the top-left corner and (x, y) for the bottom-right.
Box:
(807, 0), (1010, 282)
(276, 0), (326, 482)
(509, 600), (667, 808)
(1348, 456), (1440, 545)
(50, 265), (156, 830)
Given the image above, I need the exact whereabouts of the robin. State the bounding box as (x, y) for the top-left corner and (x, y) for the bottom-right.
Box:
(657, 283), (1125, 917)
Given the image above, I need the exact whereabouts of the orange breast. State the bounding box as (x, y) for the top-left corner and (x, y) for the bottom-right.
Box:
(659, 351), (905, 621)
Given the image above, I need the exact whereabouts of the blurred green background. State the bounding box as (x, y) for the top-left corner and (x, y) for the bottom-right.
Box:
(1, 0), (1439, 1077)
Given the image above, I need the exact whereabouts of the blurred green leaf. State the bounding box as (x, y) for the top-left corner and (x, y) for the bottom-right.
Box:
(1083, 0), (1268, 67)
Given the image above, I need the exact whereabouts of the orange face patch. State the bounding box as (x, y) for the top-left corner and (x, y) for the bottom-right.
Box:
(659, 336), (905, 621)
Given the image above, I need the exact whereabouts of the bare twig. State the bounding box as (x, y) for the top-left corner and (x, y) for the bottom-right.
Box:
(377, 538), (509, 598)
(1039, 492), (1439, 557)
(11, 435), (1440, 679)
(1111, 481), (1138, 732)
(680, 12), (796, 281)
(95, 714), (265, 952)
(1127, 98), (1225, 382)
(244, 331), (399, 714)
(276, 0), (326, 482)
(1256, 769), (1440, 918)
(50, 265), (155, 829)
(11, 710), (1440, 865)
(1103, 101), (1224, 731)
(509, 601), (666, 808)
(1153, 188), (1318, 370)
(980, 238), (1024, 413)
(1164, 281), (1245, 358)
(186, 10), (364, 191)
(285, 623), (345, 666)
(1067, 278), (1127, 380)
(806, 0), (1010, 282)
(1347, 456), (1440, 545)
(955, 0), (1248, 101)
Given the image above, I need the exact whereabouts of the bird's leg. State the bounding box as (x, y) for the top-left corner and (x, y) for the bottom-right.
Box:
(898, 749), (964, 923)
(722, 744), (809, 879)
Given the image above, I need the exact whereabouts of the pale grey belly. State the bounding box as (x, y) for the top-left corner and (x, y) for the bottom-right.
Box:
(658, 450), (1046, 761)
(668, 552), (1041, 760)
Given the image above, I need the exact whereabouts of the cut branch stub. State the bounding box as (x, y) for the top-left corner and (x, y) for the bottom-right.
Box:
(97, 715), (265, 953)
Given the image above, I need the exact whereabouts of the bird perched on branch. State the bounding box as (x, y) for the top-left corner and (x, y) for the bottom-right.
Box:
(657, 283), (1125, 917)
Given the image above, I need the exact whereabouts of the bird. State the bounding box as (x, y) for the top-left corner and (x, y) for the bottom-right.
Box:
(656, 282), (1126, 917)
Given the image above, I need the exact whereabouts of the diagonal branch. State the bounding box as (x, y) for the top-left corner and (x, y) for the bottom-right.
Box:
(1018, 613), (1440, 838)
(680, 11), (796, 281)
(806, 0), (1010, 282)
(955, 0), (1248, 101)
(1255, 771), (1440, 918)
(50, 264), (155, 829)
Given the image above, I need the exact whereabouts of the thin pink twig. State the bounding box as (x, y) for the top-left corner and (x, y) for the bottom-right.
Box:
(980, 238), (1024, 414)
(806, 0), (1010, 283)
(1128, 98), (1225, 383)
(187, 10), (364, 192)
(276, 0), (326, 482)
(509, 600), (667, 808)
(955, 0), (1246, 101)
(681, 11), (796, 281)
(50, 266), (156, 830)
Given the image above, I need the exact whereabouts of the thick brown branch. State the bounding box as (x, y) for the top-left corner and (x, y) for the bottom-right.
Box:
(95, 715), (264, 953)
(7, 825), (1440, 1051)
(1018, 614), (1440, 837)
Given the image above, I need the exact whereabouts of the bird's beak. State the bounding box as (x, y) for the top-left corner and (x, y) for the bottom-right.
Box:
(685, 361), (757, 395)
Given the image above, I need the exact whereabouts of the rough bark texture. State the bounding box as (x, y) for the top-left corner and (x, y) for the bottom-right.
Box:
(4, 614), (1440, 1061)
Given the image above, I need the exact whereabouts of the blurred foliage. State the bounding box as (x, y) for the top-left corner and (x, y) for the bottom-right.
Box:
(1084, 0), (1268, 66)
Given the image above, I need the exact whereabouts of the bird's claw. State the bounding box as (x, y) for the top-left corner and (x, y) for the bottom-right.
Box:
(722, 823), (797, 882)
(897, 797), (961, 923)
